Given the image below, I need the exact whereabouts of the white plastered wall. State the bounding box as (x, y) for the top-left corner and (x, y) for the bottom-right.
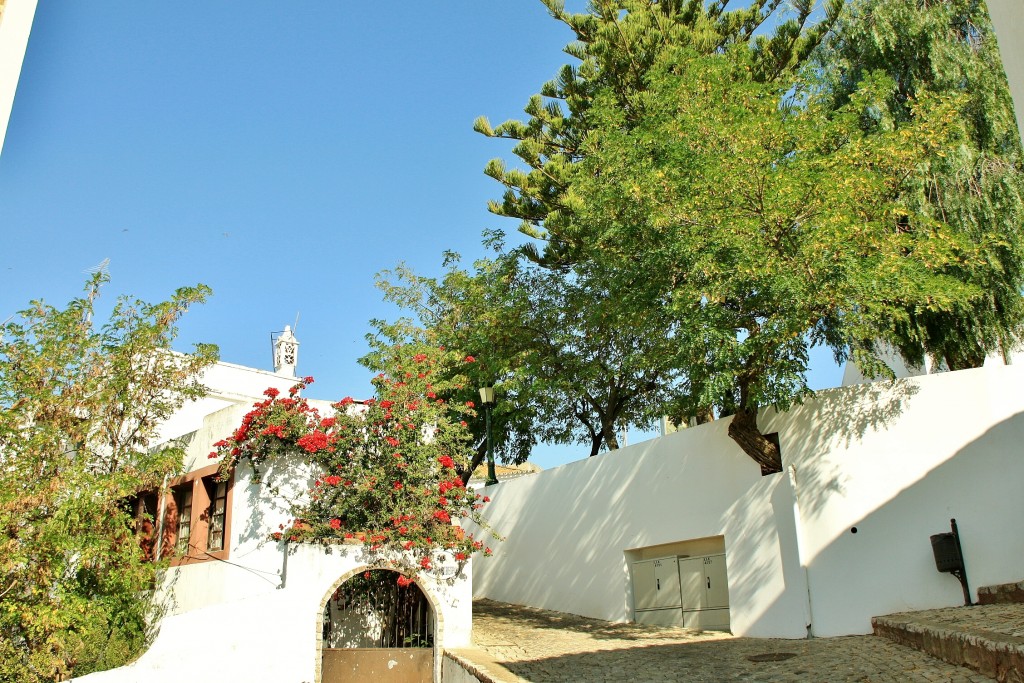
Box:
(75, 543), (472, 683)
(0, 0), (37, 157)
(470, 363), (1024, 638)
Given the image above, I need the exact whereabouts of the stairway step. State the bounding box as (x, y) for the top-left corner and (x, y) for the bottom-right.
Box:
(872, 605), (1024, 683)
(980, 581), (1024, 605)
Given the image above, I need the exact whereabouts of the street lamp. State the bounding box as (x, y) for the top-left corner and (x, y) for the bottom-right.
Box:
(479, 386), (498, 487)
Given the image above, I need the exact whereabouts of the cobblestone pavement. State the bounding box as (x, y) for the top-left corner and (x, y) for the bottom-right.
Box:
(464, 599), (995, 682)
(880, 603), (1024, 639)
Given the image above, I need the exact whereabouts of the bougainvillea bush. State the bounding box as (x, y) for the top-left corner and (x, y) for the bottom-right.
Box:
(212, 342), (498, 581)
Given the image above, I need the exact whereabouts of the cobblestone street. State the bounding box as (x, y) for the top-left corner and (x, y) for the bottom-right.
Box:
(454, 599), (996, 682)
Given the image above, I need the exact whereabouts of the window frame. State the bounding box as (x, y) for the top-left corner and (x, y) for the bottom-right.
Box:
(162, 463), (234, 566)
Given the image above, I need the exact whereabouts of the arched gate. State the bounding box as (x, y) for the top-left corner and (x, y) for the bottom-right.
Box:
(320, 569), (434, 682)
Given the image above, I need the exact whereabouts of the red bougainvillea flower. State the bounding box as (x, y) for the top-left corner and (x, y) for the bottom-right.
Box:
(329, 518), (342, 530)
(297, 431), (328, 453)
(303, 376), (315, 384)
(324, 475), (341, 486)
(464, 355), (476, 363)
(393, 481), (403, 490)
(320, 417), (336, 428)
(438, 455), (455, 469)
(433, 510), (451, 524)
(420, 557), (431, 570)
(465, 401), (475, 408)
(264, 387), (280, 398)
(455, 552), (467, 561)
(397, 575), (414, 587)
(412, 353), (428, 362)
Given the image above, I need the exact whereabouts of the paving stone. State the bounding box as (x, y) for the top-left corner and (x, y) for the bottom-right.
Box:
(461, 598), (1000, 682)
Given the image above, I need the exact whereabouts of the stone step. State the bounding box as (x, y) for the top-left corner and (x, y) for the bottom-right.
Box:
(872, 604), (1024, 683)
(980, 581), (1024, 605)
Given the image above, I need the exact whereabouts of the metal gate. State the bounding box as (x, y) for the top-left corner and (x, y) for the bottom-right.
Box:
(321, 569), (434, 683)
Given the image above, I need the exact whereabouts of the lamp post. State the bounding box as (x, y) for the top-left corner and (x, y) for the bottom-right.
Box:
(479, 386), (498, 487)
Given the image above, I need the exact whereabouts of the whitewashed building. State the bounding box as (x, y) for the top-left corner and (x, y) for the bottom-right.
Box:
(78, 329), (474, 683)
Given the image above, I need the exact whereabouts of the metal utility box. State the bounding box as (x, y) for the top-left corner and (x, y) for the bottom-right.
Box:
(632, 552), (730, 632)
(632, 556), (684, 626)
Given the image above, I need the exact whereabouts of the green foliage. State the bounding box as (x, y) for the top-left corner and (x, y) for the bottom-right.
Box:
(0, 274), (216, 682)
(475, 0), (1019, 470)
(368, 239), (677, 460)
(476, 0), (842, 268)
(816, 0), (1024, 370)
(213, 346), (498, 581)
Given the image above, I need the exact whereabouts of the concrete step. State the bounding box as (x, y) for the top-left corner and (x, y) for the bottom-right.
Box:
(872, 604), (1024, 683)
(980, 581), (1024, 605)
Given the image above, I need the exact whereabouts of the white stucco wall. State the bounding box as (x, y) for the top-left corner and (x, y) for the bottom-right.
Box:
(468, 420), (811, 639)
(153, 360), (306, 447)
(0, 0), (37, 157)
(75, 544), (473, 683)
(470, 363), (1024, 638)
(986, 0), (1024, 144)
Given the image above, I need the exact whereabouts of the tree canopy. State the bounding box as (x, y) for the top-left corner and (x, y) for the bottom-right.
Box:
(367, 241), (678, 461)
(817, 0), (1024, 370)
(0, 274), (216, 682)
(473, 0), (1021, 472)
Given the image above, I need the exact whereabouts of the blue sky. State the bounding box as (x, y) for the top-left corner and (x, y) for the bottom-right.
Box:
(1, 1), (842, 469)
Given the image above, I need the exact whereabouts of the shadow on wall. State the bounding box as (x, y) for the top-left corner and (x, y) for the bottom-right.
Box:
(763, 378), (921, 522)
(799, 409), (1024, 636)
(469, 421), (771, 626)
(235, 456), (316, 547)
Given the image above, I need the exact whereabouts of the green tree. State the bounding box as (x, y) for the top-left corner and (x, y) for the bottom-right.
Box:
(817, 0), (1024, 371)
(368, 242), (678, 463)
(477, 0), (995, 473)
(475, 0), (843, 268)
(0, 275), (216, 682)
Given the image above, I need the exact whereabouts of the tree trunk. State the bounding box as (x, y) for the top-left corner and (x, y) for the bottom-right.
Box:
(459, 441), (488, 486)
(601, 419), (620, 452)
(588, 433), (602, 457)
(727, 404), (782, 475)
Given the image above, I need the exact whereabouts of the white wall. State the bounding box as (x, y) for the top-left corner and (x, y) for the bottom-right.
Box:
(0, 0), (37, 157)
(468, 420), (811, 638)
(76, 544), (473, 683)
(470, 363), (1024, 638)
(986, 0), (1024, 144)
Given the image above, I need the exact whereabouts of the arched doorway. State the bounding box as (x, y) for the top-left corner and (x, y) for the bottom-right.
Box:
(320, 569), (435, 683)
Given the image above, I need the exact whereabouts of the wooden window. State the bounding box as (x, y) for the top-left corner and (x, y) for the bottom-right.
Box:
(130, 492), (160, 561)
(161, 463), (233, 566)
(173, 486), (193, 556)
(206, 479), (228, 552)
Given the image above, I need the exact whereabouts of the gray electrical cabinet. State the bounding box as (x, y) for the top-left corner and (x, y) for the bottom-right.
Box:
(632, 553), (730, 631)
(679, 554), (730, 630)
(632, 556), (683, 627)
